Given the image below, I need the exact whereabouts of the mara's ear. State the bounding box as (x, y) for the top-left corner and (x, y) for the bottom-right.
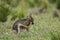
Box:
(28, 13), (32, 18)
(26, 13), (33, 19)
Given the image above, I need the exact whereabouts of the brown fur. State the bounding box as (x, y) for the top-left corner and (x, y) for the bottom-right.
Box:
(53, 11), (59, 17)
(39, 8), (46, 13)
(12, 14), (34, 33)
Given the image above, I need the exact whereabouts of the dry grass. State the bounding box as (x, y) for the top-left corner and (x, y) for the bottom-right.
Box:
(0, 9), (60, 40)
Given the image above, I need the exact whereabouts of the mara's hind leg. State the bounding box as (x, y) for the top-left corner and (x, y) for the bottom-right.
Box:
(18, 23), (29, 32)
(18, 24), (21, 34)
(17, 23), (26, 34)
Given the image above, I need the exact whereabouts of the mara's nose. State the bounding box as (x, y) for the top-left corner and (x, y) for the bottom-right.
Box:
(32, 22), (34, 25)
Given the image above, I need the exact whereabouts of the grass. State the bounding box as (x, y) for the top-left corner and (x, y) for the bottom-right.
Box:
(0, 8), (60, 40)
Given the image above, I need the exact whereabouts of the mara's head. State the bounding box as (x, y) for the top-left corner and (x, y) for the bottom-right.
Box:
(27, 13), (34, 25)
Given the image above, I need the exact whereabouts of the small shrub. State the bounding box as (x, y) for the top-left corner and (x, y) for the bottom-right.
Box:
(11, 8), (27, 20)
(5, 0), (21, 7)
(56, 0), (60, 9)
(50, 31), (60, 40)
(0, 3), (10, 22)
(41, 0), (49, 9)
(48, 0), (56, 3)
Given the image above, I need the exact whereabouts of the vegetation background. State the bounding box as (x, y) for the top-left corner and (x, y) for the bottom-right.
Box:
(0, 0), (60, 40)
